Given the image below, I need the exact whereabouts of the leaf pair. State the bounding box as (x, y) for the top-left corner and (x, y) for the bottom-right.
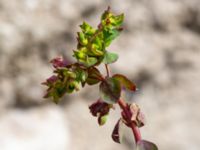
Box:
(112, 121), (158, 150)
(111, 103), (145, 144)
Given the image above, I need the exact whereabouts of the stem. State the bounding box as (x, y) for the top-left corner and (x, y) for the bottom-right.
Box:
(105, 64), (110, 77)
(118, 99), (142, 143)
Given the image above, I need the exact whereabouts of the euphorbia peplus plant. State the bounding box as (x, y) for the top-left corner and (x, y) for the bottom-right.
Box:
(42, 7), (158, 150)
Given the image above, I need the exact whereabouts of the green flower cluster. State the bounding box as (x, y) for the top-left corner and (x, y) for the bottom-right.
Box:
(73, 7), (124, 67)
(42, 7), (124, 103)
(42, 61), (88, 103)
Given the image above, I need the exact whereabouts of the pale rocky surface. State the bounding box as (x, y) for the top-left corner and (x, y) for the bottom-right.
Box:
(0, 0), (200, 150)
(0, 106), (70, 150)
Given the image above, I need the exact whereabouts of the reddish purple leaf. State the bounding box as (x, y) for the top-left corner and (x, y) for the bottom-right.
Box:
(89, 99), (112, 126)
(112, 119), (123, 143)
(50, 56), (70, 68)
(42, 75), (58, 86)
(113, 74), (136, 91)
(89, 99), (111, 117)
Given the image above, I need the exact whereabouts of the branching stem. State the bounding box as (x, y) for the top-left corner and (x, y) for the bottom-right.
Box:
(117, 99), (142, 143)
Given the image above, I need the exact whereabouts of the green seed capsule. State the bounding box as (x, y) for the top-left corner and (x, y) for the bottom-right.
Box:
(91, 44), (104, 56)
(67, 71), (76, 79)
(78, 32), (88, 46)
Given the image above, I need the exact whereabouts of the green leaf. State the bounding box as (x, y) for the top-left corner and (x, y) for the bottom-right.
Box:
(101, 6), (111, 20)
(103, 51), (118, 64)
(93, 36), (103, 50)
(103, 29), (120, 47)
(98, 114), (108, 126)
(80, 22), (96, 35)
(101, 6), (124, 33)
(67, 80), (80, 93)
(137, 140), (158, 150)
(86, 67), (102, 85)
(45, 81), (67, 104)
(113, 74), (136, 91)
(86, 57), (98, 67)
(78, 32), (88, 46)
(74, 48), (98, 67)
(75, 68), (88, 82)
(100, 77), (121, 104)
(73, 48), (87, 60)
(91, 44), (104, 56)
(111, 14), (124, 27)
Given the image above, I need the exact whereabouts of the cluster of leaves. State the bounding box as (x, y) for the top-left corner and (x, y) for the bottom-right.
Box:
(73, 7), (123, 67)
(43, 7), (123, 103)
(42, 7), (158, 150)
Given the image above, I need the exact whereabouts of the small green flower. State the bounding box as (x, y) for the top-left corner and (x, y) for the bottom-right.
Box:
(78, 32), (88, 46)
(80, 22), (96, 35)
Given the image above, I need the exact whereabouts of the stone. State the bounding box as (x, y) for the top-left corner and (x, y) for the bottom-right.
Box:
(0, 106), (70, 150)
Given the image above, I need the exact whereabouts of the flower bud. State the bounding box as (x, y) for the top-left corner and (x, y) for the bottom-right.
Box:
(78, 32), (88, 46)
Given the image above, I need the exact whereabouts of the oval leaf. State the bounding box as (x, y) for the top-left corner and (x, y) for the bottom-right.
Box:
(100, 77), (121, 104)
(103, 51), (119, 64)
(112, 119), (123, 143)
(89, 99), (111, 117)
(86, 57), (98, 67)
(98, 114), (108, 126)
(103, 29), (120, 47)
(86, 67), (102, 85)
(113, 74), (136, 91)
(137, 140), (158, 150)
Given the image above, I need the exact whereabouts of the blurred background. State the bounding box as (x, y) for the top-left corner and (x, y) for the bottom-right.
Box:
(0, 0), (200, 150)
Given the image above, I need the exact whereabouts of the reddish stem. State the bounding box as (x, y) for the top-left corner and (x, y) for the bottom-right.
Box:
(118, 99), (142, 143)
(105, 64), (110, 77)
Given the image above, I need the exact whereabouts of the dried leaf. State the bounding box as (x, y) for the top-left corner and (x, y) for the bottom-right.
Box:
(137, 111), (146, 127)
(130, 103), (140, 122)
(129, 103), (145, 127)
